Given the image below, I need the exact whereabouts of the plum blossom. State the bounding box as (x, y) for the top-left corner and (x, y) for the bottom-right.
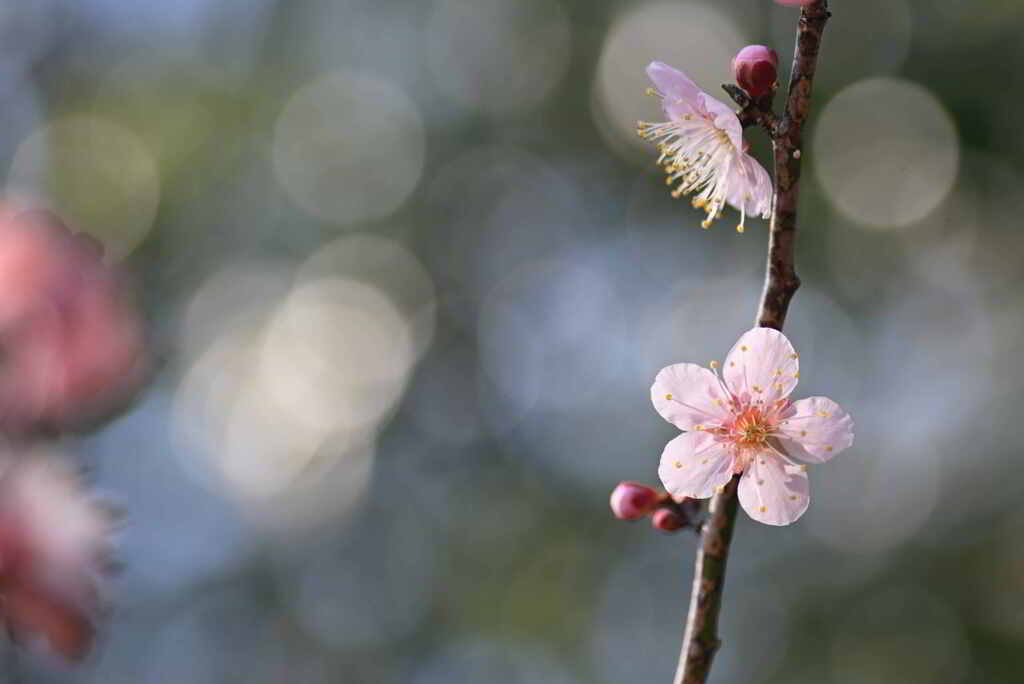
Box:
(637, 62), (772, 232)
(0, 455), (111, 659)
(0, 206), (145, 433)
(652, 328), (853, 526)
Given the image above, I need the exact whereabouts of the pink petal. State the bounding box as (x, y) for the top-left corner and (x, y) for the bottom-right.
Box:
(738, 454), (809, 526)
(646, 62), (702, 108)
(776, 396), (854, 463)
(726, 153), (773, 218)
(658, 431), (735, 500)
(723, 327), (799, 407)
(698, 93), (744, 150)
(651, 363), (732, 430)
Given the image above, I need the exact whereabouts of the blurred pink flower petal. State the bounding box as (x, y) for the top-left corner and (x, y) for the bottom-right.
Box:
(0, 456), (111, 660)
(0, 206), (145, 433)
(655, 328), (854, 526)
(638, 61), (772, 232)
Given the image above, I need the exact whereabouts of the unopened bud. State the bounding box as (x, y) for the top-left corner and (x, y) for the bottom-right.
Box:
(610, 481), (659, 520)
(732, 45), (778, 98)
(651, 507), (688, 532)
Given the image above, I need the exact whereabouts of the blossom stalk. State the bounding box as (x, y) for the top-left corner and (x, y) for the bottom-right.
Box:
(672, 2), (832, 683)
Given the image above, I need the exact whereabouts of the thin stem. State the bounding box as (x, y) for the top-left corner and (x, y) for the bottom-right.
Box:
(671, 3), (831, 683)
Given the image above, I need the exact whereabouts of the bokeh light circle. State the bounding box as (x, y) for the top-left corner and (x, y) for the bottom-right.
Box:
(426, 0), (571, 118)
(259, 277), (415, 437)
(297, 233), (436, 360)
(8, 115), (161, 259)
(272, 71), (425, 224)
(813, 78), (959, 229)
(594, 1), (746, 158)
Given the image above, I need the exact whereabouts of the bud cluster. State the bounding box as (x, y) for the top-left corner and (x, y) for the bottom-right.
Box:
(609, 481), (701, 533)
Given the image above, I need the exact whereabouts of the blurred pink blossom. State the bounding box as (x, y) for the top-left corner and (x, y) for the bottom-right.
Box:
(0, 207), (145, 433)
(652, 328), (854, 526)
(638, 62), (772, 232)
(0, 456), (110, 660)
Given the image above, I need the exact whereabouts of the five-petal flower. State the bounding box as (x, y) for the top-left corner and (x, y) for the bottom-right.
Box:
(652, 327), (853, 525)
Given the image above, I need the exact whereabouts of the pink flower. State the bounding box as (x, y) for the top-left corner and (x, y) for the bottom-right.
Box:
(637, 62), (772, 232)
(652, 328), (853, 526)
(0, 456), (111, 660)
(0, 207), (145, 433)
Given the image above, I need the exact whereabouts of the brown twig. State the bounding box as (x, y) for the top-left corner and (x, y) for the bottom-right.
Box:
(671, 3), (831, 683)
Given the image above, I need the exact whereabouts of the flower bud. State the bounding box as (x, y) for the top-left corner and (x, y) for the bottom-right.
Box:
(732, 45), (778, 98)
(609, 481), (659, 520)
(651, 507), (688, 532)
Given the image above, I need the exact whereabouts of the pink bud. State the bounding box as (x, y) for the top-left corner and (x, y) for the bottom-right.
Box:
(732, 45), (778, 98)
(651, 507), (688, 532)
(610, 482), (659, 520)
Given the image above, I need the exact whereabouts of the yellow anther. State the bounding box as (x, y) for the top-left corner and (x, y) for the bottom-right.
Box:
(692, 198), (706, 209)
(798, 464), (809, 472)
(736, 224), (745, 234)
(701, 218), (712, 229)
(825, 446), (833, 452)
(752, 385), (762, 393)
(758, 505), (767, 513)
(645, 87), (657, 96)
(800, 430), (807, 437)
(710, 360), (719, 369)
(665, 393), (673, 400)
(729, 361), (736, 367)
(818, 411), (830, 418)
(674, 461), (682, 468)
(793, 372), (800, 379)
(701, 458), (709, 465)
(789, 353), (798, 360)
(788, 494), (798, 501)
(775, 383), (784, 391)
(741, 345), (748, 352)
(715, 486), (725, 494)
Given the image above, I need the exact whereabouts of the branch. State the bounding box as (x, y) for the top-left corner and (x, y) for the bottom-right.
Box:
(672, 3), (831, 683)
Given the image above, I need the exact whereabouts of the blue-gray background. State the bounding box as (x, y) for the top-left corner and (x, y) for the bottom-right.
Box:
(5, 0), (1023, 682)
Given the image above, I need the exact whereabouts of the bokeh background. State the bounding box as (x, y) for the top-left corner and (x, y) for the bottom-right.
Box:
(4, 0), (1024, 682)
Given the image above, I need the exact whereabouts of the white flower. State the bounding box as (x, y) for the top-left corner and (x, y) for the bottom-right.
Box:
(638, 62), (773, 232)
